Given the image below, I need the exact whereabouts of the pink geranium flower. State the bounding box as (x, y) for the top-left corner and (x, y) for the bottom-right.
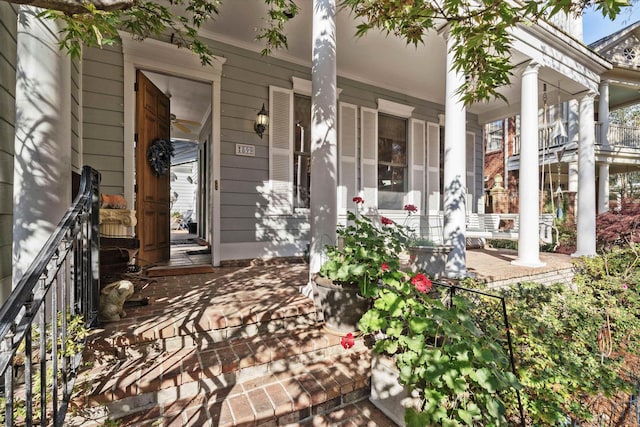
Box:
(352, 197), (364, 204)
(411, 273), (432, 293)
(341, 332), (355, 349)
(381, 262), (390, 272)
(404, 204), (418, 213)
(381, 216), (393, 225)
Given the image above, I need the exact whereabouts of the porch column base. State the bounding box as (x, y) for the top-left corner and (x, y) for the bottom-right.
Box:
(511, 259), (546, 268)
(571, 251), (596, 259)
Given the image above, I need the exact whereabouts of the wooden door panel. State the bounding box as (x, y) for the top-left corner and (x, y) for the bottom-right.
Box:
(136, 70), (171, 264)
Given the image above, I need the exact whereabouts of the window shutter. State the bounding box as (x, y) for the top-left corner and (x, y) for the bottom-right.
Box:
(339, 102), (358, 213)
(426, 122), (440, 214)
(360, 107), (378, 210)
(269, 86), (294, 214)
(466, 131), (476, 213)
(408, 118), (425, 213)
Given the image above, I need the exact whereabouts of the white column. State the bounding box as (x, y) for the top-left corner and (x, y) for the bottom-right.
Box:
(598, 164), (609, 214)
(513, 62), (545, 267)
(574, 92), (597, 257)
(443, 34), (467, 278)
(597, 80), (610, 214)
(13, 8), (72, 286)
(598, 80), (610, 147)
(309, 0), (338, 279)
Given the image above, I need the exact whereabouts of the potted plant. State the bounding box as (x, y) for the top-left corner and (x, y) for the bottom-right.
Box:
(314, 197), (410, 334)
(402, 204), (453, 279)
(359, 273), (519, 426)
(407, 238), (453, 279)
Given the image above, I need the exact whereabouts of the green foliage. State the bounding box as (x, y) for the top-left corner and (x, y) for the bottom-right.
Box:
(360, 280), (520, 426)
(34, 0), (630, 104)
(340, 0), (630, 105)
(40, 0), (298, 65)
(497, 246), (640, 424)
(319, 210), (409, 297)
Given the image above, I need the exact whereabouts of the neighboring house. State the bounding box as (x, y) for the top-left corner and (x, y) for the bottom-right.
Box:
(483, 20), (640, 220)
(0, 1), (618, 301)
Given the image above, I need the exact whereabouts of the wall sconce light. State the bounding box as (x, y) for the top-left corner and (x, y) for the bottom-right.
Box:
(254, 103), (269, 139)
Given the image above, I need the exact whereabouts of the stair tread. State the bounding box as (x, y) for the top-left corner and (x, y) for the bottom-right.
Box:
(77, 327), (368, 404)
(73, 349), (374, 426)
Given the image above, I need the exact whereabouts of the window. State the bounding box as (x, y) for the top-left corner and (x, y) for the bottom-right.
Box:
(293, 94), (311, 209)
(486, 120), (503, 153)
(378, 114), (408, 209)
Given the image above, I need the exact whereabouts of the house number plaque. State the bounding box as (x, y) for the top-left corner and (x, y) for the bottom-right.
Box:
(235, 144), (255, 157)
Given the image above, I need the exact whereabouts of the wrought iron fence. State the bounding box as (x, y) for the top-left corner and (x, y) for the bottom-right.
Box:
(0, 166), (100, 426)
(432, 281), (525, 426)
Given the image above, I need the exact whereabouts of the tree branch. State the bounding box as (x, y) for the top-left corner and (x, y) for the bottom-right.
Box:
(8, 0), (133, 14)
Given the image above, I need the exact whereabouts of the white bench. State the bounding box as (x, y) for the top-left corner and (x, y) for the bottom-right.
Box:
(466, 213), (554, 244)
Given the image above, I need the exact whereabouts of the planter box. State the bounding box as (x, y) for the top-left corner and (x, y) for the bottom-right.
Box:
(314, 277), (369, 335)
(370, 355), (421, 427)
(409, 245), (453, 279)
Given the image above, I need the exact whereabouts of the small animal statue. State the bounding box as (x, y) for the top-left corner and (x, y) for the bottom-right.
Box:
(99, 280), (134, 322)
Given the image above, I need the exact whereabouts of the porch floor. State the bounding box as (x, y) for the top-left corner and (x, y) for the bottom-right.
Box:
(71, 250), (575, 426)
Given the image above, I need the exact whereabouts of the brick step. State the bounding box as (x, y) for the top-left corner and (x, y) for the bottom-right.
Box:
(81, 326), (364, 406)
(89, 291), (317, 351)
(69, 347), (373, 426)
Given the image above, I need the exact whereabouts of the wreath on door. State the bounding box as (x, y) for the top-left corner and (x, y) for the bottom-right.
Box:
(147, 138), (174, 176)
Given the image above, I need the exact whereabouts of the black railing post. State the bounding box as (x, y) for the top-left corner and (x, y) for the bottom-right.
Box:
(501, 298), (525, 426)
(0, 166), (101, 426)
(87, 166), (101, 327)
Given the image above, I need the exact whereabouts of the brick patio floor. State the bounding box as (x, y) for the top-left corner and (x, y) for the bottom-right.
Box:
(70, 250), (575, 426)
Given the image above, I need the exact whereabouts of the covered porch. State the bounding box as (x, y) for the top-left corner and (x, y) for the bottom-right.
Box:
(69, 249), (573, 426)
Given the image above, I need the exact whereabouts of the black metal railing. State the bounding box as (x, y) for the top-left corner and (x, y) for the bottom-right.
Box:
(0, 166), (100, 426)
(433, 281), (525, 426)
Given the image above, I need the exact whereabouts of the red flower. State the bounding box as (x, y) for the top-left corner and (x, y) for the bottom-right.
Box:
(409, 254), (416, 262)
(381, 216), (393, 225)
(381, 262), (390, 272)
(404, 204), (418, 213)
(411, 273), (432, 293)
(341, 332), (355, 349)
(352, 197), (364, 204)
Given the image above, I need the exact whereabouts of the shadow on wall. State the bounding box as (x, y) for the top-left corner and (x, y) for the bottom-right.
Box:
(12, 10), (72, 285)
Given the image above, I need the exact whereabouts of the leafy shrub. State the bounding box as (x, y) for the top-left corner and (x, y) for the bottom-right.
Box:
(498, 245), (640, 425)
(596, 198), (640, 250)
(360, 275), (520, 426)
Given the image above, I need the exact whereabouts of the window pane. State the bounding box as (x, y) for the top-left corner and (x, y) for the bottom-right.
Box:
(378, 165), (407, 209)
(378, 114), (407, 209)
(294, 94), (311, 208)
(486, 120), (503, 153)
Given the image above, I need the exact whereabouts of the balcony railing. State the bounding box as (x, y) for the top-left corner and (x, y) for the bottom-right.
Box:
(0, 166), (100, 426)
(513, 123), (640, 156)
(513, 124), (568, 155)
(596, 123), (640, 149)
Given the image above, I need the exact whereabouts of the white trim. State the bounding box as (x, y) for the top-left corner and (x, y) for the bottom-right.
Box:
(120, 33), (226, 266)
(377, 98), (415, 118)
(291, 76), (343, 97)
(220, 241), (307, 261)
(291, 77), (312, 96)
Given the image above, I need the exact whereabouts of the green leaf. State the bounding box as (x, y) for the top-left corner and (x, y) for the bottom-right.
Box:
(408, 316), (430, 334)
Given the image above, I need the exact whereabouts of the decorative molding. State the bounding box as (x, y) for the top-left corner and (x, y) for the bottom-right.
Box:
(291, 77), (312, 96)
(291, 76), (343, 97)
(377, 98), (415, 118)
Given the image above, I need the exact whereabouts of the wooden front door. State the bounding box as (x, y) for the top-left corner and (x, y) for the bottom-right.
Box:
(135, 70), (171, 265)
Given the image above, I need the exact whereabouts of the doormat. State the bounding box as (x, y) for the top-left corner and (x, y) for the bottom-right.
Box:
(171, 238), (198, 245)
(186, 248), (211, 256)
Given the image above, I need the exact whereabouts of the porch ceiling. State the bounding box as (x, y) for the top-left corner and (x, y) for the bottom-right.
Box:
(195, 2), (602, 124)
(201, 1), (532, 119)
